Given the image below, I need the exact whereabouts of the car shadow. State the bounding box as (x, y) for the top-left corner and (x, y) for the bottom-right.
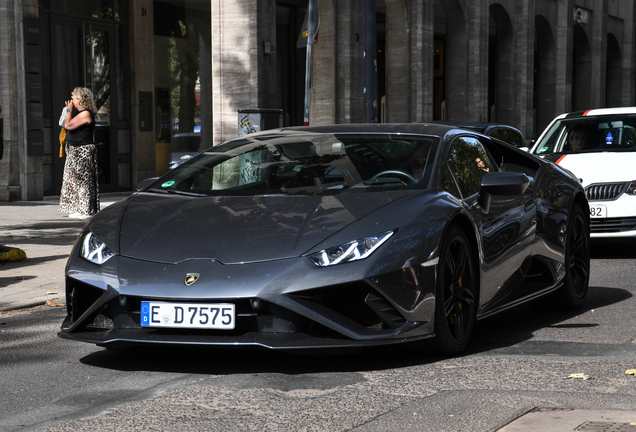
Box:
(464, 285), (632, 356)
(78, 286), (632, 375)
(590, 241), (636, 259)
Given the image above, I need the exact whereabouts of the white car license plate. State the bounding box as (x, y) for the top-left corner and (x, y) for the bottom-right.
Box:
(141, 302), (235, 329)
(589, 204), (607, 218)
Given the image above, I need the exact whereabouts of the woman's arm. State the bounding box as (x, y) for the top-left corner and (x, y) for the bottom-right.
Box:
(63, 100), (92, 130)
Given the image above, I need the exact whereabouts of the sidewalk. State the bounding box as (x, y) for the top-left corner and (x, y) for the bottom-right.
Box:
(0, 193), (131, 312)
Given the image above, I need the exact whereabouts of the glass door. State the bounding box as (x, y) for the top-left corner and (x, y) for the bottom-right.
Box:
(50, 17), (119, 193)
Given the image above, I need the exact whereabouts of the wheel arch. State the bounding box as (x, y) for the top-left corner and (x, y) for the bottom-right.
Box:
(572, 191), (590, 227)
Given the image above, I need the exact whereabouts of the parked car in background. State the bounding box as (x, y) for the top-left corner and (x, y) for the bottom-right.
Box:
(434, 121), (527, 149)
(170, 132), (201, 169)
(60, 123), (589, 356)
(530, 107), (636, 242)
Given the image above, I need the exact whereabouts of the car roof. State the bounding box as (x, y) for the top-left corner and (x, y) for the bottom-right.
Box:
(560, 107), (636, 119)
(431, 121), (522, 133)
(235, 122), (465, 138)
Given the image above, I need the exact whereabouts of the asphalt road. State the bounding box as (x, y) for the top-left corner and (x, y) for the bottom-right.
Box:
(1, 242), (635, 432)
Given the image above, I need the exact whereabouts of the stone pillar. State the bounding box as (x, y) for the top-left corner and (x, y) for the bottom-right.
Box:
(411, 0), (435, 122)
(0, 0), (41, 201)
(211, 0), (277, 145)
(384, 0), (409, 123)
(589, 0), (607, 109)
(514, 0), (535, 139)
(0, 0), (18, 201)
(622, 0), (636, 106)
(555, 0), (574, 113)
(444, 1), (467, 121)
(129, 0), (156, 186)
(311, 0), (337, 125)
(335, 1), (364, 123)
(465, 0), (489, 121)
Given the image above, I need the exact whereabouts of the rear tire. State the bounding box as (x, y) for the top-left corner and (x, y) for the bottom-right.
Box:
(431, 225), (478, 356)
(555, 204), (590, 310)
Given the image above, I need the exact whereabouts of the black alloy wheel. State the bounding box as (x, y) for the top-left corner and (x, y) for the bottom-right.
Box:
(556, 204), (590, 309)
(432, 225), (477, 356)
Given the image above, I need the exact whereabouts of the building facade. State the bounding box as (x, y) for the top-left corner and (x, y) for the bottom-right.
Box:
(0, 0), (634, 201)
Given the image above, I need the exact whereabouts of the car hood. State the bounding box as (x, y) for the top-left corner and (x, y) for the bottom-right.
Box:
(114, 192), (409, 264)
(555, 152), (636, 186)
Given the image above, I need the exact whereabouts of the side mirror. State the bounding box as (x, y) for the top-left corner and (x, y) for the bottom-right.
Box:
(136, 177), (159, 191)
(478, 172), (530, 214)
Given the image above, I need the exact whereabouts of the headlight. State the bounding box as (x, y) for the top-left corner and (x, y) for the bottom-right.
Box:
(80, 232), (115, 265)
(628, 181), (636, 195)
(307, 231), (394, 267)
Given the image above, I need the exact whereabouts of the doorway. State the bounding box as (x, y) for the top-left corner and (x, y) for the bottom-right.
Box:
(50, 17), (122, 194)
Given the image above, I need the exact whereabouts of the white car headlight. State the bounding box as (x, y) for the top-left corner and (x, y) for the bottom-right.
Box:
(307, 231), (394, 267)
(80, 232), (115, 265)
(628, 181), (636, 195)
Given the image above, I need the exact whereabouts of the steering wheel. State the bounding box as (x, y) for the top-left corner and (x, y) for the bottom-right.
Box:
(371, 170), (417, 185)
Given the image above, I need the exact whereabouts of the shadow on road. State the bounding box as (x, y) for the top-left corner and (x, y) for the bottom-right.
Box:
(466, 285), (632, 355)
(76, 285), (632, 375)
(591, 241), (636, 259)
(0, 254), (70, 269)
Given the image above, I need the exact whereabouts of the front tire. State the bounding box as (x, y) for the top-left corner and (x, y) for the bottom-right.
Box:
(432, 225), (478, 356)
(555, 204), (590, 309)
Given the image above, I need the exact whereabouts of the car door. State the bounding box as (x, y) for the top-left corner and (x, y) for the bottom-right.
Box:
(442, 135), (537, 309)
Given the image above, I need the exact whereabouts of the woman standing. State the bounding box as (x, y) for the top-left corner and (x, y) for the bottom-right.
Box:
(59, 87), (100, 219)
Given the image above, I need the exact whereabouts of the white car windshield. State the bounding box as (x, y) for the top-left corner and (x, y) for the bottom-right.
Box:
(147, 133), (439, 196)
(533, 114), (636, 155)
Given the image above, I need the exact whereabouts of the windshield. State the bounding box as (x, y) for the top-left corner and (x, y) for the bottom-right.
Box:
(147, 133), (439, 196)
(533, 114), (636, 155)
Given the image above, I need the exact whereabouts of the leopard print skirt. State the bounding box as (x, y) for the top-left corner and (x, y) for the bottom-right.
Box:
(59, 143), (100, 215)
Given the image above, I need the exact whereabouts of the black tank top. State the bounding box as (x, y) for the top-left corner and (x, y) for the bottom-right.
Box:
(66, 110), (95, 146)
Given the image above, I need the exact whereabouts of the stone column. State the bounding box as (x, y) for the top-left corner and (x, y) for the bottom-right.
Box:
(407, 0), (434, 122)
(310, 0), (337, 125)
(555, 0), (573, 113)
(514, 0), (535, 139)
(1, 0), (41, 200)
(384, 0), (409, 123)
(590, 0), (607, 108)
(335, 1), (364, 123)
(465, 0), (489, 121)
(129, 0), (155, 186)
(211, 0), (277, 144)
(622, 0), (636, 105)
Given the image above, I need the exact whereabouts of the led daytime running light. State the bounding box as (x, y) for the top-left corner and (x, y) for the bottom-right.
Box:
(308, 231), (394, 267)
(81, 232), (114, 265)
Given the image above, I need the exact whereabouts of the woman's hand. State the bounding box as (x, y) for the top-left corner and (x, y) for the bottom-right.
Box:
(65, 100), (73, 110)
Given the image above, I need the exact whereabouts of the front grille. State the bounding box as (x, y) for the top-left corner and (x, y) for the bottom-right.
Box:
(585, 182), (629, 201)
(590, 217), (636, 233)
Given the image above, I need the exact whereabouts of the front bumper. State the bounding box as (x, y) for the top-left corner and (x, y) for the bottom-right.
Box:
(59, 253), (437, 350)
(589, 195), (636, 239)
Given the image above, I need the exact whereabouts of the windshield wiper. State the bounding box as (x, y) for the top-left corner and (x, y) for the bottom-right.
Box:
(164, 189), (208, 197)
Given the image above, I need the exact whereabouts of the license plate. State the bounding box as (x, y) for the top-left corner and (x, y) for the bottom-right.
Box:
(141, 302), (235, 329)
(589, 204), (607, 218)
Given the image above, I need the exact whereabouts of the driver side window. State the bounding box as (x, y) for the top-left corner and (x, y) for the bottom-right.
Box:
(446, 137), (495, 198)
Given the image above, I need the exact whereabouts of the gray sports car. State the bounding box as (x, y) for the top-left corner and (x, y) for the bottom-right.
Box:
(59, 123), (590, 355)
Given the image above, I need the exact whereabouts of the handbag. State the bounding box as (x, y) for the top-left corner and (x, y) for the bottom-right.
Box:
(59, 127), (66, 157)
(58, 107), (67, 157)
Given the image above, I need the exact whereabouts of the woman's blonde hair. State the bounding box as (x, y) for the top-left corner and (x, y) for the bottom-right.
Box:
(72, 87), (96, 112)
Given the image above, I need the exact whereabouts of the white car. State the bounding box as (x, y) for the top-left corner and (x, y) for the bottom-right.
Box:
(530, 107), (636, 241)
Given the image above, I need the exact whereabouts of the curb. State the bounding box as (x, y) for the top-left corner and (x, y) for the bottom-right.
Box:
(0, 295), (65, 313)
